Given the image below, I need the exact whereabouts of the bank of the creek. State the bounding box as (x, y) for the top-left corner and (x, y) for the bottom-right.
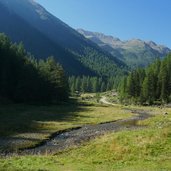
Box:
(0, 109), (152, 157)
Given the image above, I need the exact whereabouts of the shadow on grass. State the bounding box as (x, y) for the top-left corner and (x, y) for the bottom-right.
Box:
(0, 98), (93, 137)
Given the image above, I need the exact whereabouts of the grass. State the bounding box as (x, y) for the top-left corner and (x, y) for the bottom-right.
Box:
(0, 98), (132, 150)
(0, 96), (171, 170)
(52, 107), (171, 171)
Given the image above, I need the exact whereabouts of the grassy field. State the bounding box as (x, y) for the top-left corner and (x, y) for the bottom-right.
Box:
(0, 95), (171, 170)
(0, 97), (132, 151)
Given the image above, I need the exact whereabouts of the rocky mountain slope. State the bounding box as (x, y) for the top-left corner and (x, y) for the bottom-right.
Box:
(77, 29), (171, 68)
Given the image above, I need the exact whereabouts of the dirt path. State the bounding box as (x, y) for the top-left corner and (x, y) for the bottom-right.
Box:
(99, 96), (114, 105)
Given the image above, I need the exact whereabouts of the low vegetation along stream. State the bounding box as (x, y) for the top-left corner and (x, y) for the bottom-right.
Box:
(24, 109), (151, 155)
(0, 107), (152, 156)
(0, 95), (171, 170)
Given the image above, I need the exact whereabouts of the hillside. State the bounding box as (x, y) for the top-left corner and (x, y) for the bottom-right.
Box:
(77, 29), (171, 68)
(0, 0), (125, 76)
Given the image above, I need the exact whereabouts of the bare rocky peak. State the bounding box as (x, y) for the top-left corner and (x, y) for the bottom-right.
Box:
(77, 29), (122, 48)
(77, 29), (171, 54)
(77, 29), (171, 67)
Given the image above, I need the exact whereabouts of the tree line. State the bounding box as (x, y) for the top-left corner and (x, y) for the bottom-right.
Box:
(0, 33), (68, 103)
(68, 76), (120, 94)
(119, 53), (171, 105)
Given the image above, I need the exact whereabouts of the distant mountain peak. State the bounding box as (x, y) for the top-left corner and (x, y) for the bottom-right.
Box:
(77, 28), (121, 41)
(77, 29), (171, 68)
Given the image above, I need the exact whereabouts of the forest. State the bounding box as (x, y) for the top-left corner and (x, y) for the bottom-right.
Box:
(1, 32), (171, 106)
(68, 75), (121, 94)
(0, 33), (68, 103)
(119, 53), (171, 104)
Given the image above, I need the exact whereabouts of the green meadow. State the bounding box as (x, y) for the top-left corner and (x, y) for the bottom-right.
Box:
(0, 95), (171, 171)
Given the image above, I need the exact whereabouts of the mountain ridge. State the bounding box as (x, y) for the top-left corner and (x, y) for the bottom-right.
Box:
(0, 0), (125, 77)
(77, 28), (171, 67)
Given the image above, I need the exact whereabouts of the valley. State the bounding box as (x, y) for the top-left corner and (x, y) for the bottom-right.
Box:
(0, 95), (132, 154)
(0, 94), (171, 170)
(0, 0), (171, 170)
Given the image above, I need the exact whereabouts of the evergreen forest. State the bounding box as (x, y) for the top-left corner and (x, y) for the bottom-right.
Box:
(119, 53), (171, 104)
(0, 33), (68, 103)
(68, 76), (121, 94)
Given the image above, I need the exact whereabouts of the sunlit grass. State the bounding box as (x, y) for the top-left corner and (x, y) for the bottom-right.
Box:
(0, 107), (170, 170)
(0, 99), (132, 150)
(1, 96), (171, 170)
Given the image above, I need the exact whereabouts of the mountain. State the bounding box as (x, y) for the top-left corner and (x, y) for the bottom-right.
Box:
(77, 29), (171, 68)
(0, 0), (125, 77)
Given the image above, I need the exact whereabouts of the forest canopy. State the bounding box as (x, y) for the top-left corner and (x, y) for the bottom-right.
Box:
(0, 33), (68, 103)
(119, 53), (171, 105)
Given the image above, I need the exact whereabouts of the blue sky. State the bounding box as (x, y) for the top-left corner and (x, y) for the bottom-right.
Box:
(36, 0), (171, 48)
